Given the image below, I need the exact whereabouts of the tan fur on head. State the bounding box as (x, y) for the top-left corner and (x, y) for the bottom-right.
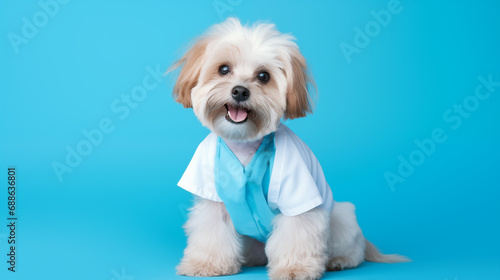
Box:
(170, 38), (209, 108)
(283, 48), (314, 119)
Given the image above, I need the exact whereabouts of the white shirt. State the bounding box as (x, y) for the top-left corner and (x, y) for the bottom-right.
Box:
(177, 124), (334, 216)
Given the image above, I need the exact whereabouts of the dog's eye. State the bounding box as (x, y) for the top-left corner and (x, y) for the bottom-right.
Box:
(257, 71), (270, 83)
(218, 65), (230, 75)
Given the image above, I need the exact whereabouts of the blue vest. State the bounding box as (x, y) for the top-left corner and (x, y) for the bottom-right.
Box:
(214, 133), (276, 242)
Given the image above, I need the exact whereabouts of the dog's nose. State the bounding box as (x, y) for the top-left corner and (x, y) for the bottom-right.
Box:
(231, 86), (250, 102)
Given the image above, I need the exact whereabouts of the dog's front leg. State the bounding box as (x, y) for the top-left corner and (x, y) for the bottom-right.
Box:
(266, 207), (329, 280)
(177, 199), (243, 276)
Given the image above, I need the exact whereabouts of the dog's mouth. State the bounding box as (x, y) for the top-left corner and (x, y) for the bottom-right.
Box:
(225, 104), (250, 124)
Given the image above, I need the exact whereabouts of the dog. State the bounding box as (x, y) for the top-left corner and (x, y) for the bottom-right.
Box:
(170, 18), (409, 280)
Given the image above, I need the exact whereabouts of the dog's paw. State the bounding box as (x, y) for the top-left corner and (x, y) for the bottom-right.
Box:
(268, 265), (324, 280)
(326, 256), (357, 271)
(176, 259), (241, 277)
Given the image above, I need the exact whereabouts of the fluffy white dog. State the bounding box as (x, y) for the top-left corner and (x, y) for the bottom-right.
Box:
(170, 18), (408, 280)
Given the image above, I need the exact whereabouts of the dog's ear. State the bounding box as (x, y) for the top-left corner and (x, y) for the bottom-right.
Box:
(283, 48), (315, 119)
(169, 38), (209, 108)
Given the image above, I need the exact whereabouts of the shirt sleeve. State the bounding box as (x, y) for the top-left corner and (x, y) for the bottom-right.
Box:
(272, 125), (334, 216)
(177, 133), (221, 202)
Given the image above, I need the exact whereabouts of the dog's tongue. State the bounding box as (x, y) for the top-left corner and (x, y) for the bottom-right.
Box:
(227, 105), (248, 123)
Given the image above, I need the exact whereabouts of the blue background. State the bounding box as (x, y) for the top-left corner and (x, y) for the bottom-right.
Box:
(1, 0), (499, 279)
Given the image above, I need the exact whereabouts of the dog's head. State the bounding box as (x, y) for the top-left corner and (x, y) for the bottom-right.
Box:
(171, 18), (314, 141)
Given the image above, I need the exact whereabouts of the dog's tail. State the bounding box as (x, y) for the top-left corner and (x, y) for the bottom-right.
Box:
(364, 239), (411, 263)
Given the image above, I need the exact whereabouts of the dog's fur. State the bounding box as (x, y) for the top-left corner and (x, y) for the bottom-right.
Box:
(171, 18), (409, 280)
